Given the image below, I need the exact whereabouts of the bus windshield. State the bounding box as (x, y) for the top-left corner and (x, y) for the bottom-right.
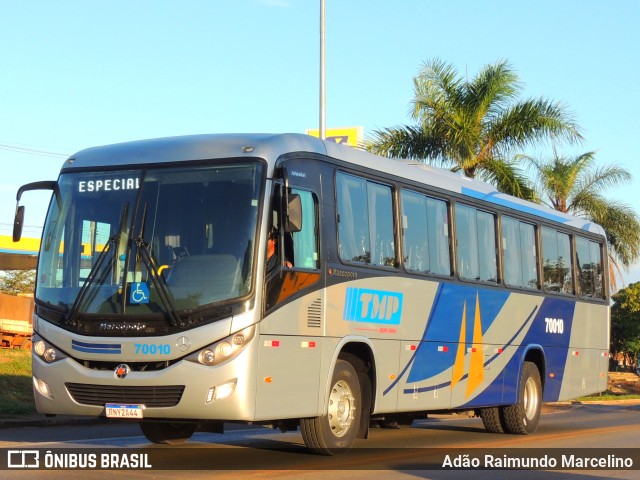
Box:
(35, 161), (264, 335)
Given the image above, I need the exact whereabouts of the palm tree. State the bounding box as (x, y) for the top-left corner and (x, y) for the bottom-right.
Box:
(366, 59), (583, 199)
(526, 149), (640, 289)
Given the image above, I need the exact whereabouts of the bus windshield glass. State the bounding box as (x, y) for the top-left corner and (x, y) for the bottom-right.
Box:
(35, 161), (264, 334)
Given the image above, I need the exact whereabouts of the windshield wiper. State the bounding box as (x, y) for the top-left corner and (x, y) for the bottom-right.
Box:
(67, 203), (129, 326)
(67, 235), (117, 327)
(134, 237), (182, 327)
(133, 203), (182, 328)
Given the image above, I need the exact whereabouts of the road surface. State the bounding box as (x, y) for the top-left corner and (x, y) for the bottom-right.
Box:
(1, 402), (639, 479)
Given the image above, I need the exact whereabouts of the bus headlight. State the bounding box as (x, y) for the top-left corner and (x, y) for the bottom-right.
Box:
(34, 339), (46, 356)
(187, 325), (255, 367)
(216, 341), (232, 357)
(199, 349), (216, 365)
(32, 334), (67, 364)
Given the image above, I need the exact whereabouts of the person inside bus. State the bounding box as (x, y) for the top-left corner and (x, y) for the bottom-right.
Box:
(267, 228), (292, 270)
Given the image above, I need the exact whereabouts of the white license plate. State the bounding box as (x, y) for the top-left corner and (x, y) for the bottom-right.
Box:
(105, 403), (144, 419)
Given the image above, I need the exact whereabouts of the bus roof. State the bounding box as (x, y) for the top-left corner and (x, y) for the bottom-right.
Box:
(62, 133), (605, 236)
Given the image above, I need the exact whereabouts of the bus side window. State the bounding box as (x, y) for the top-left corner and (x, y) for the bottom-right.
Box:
(337, 174), (370, 263)
(455, 205), (478, 280)
(291, 189), (319, 269)
(455, 204), (497, 283)
(401, 190), (451, 276)
(542, 227), (573, 294)
(502, 216), (538, 289)
(336, 172), (395, 267)
(576, 236), (604, 298)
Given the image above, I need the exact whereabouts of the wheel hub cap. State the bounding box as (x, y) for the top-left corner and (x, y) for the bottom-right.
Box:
(328, 379), (356, 437)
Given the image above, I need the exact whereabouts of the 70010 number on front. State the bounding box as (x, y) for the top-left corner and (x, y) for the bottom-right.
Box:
(134, 343), (170, 355)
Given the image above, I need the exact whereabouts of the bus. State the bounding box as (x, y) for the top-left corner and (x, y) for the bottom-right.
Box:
(14, 133), (610, 454)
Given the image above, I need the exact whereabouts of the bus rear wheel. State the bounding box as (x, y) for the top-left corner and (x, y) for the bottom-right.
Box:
(139, 421), (197, 444)
(300, 359), (361, 455)
(479, 407), (503, 433)
(500, 361), (542, 435)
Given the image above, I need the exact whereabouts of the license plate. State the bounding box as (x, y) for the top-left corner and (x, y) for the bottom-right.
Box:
(105, 403), (144, 419)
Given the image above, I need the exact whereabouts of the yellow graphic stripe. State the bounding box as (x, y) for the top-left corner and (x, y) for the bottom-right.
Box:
(466, 293), (485, 397)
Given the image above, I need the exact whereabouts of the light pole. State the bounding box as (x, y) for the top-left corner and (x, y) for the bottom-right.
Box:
(319, 0), (326, 140)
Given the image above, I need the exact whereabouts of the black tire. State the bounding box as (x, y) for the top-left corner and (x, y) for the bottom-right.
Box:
(500, 361), (542, 434)
(301, 359), (361, 455)
(479, 407), (503, 433)
(139, 421), (197, 444)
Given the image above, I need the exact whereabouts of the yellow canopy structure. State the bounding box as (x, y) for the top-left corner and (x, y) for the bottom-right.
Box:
(0, 235), (39, 270)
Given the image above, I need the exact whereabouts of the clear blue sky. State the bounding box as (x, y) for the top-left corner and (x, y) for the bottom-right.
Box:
(1, 0), (639, 284)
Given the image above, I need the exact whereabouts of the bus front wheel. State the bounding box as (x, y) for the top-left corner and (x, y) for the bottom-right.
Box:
(139, 421), (197, 444)
(300, 359), (361, 455)
(500, 361), (542, 434)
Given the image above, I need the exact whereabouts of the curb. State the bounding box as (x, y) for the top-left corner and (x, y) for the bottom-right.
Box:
(0, 415), (111, 429)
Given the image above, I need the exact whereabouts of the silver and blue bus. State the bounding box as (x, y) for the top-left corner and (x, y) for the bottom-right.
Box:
(14, 133), (610, 454)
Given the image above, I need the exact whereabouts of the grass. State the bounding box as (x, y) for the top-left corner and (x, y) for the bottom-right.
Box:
(577, 391), (640, 402)
(0, 349), (36, 416)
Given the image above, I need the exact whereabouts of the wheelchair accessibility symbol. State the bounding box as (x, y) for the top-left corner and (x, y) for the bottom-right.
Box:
(130, 282), (150, 304)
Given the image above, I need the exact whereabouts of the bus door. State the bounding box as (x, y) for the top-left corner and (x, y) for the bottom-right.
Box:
(257, 163), (325, 420)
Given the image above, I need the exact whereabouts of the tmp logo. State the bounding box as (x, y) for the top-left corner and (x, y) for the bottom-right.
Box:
(8, 450), (39, 468)
(343, 287), (403, 324)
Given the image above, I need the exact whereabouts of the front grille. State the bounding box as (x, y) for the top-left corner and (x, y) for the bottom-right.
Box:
(65, 383), (185, 407)
(73, 358), (178, 372)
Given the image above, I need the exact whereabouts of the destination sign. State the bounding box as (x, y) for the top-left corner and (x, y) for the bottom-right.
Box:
(78, 177), (140, 193)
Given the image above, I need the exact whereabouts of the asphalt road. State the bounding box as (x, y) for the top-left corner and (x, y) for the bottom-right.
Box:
(1, 402), (640, 479)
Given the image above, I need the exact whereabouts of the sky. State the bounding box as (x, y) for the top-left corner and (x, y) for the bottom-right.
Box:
(1, 0), (639, 285)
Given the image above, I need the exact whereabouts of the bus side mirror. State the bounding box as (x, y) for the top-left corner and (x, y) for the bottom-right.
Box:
(13, 180), (59, 242)
(284, 193), (302, 233)
(13, 205), (25, 242)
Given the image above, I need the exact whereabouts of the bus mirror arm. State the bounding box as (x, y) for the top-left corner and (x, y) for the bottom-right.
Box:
(13, 180), (59, 242)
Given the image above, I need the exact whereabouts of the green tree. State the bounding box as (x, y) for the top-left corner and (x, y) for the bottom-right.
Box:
(366, 58), (582, 199)
(611, 282), (640, 369)
(0, 270), (35, 296)
(526, 149), (640, 289)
